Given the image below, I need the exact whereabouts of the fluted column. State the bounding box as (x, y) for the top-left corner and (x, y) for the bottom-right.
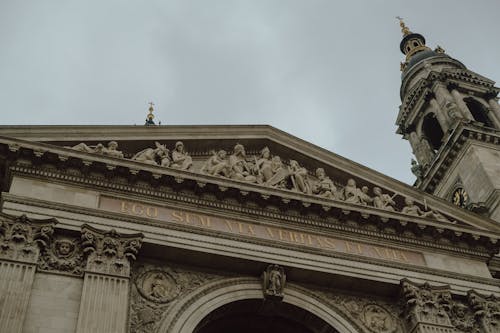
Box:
(0, 214), (56, 333)
(76, 224), (143, 333)
(400, 279), (455, 333)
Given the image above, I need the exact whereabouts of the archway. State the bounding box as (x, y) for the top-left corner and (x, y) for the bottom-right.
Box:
(421, 113), (444, 151)
(464, 97), (494, 127)
(193, 299), (337, 333)
(158, 277), (361, 333)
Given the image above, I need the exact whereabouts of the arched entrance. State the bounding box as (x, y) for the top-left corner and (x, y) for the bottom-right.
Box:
(193, 299), (337, 333)
(158, 277), (361, 333)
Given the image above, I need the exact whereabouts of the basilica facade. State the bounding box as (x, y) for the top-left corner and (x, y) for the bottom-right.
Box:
(1, 22), (500, 333)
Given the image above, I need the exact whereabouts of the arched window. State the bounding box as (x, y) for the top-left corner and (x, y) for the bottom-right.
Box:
(421, 113), (444, 151)
(464, 98), (494, 127)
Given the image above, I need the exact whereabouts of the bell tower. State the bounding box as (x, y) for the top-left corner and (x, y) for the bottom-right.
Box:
(395, 19), (500, 221)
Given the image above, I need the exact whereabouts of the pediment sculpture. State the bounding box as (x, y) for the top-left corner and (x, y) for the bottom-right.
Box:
(66, 141), (453, 223)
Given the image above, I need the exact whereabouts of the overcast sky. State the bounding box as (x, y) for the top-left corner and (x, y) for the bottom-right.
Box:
(1, 0), (499, 185)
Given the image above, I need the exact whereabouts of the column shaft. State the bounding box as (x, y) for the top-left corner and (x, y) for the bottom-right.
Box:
(0, 260), (37, 333)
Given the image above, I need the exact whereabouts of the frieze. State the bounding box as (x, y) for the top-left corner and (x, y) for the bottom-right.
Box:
(129, 262), (221, 333)
(100, 196), (427, 267)
(310, 287), (403, 333)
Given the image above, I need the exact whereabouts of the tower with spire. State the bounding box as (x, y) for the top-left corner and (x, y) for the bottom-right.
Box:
(396, 18), (500, 221)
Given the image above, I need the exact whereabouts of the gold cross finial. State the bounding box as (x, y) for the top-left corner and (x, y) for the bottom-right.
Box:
(396, 16), (411, 36)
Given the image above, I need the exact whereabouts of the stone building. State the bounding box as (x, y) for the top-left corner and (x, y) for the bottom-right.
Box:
(1, 21), (500, 333)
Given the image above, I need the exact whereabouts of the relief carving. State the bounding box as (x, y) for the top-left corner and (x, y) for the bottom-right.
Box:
(262, 264), (286, 301)
(400, 279), (453, 329)
(38, 235), (84, 275)
(447, 301), (476, 332)
(0, 213), (56, 263)
(66, 140), (455, 223)
(130, 262), (221, 333)
(81, 224), (143, 277)
(362, 304), (398, 333)
(468, 290), (500, 333)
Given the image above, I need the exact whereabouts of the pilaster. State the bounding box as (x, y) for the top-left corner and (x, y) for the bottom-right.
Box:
(0, 213), (56, 333)
(75, 224), (143, 333)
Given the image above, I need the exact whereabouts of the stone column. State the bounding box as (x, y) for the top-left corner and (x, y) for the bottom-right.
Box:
(488, 98), (500, 129)
(76, 224), (143, 333)
(0, 214), (56, 333)
(450, 89), (475, 121)
(429, 98), (450, 133)
(400, 279), (455, 333)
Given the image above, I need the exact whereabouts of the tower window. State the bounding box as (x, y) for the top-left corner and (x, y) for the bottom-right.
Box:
(421, 113), (444, 151)
(464, 98), (494, 127)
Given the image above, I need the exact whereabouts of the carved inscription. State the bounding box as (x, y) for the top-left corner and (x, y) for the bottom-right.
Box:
(100, 197), (426, 266)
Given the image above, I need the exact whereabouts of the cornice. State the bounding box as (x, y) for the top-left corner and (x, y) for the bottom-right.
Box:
(3, 193), (500, 289)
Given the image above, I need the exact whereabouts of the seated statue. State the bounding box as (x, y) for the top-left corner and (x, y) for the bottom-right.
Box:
(171, 141), (193, 170)
(289, 160), (310, 194)
(228, 144), (256, 183)
(102, 141), (124, 158)
(372, 187), (396, 211)
(358, 186), (373, 205)
(132, 142), (170, 166)
(401, 198), (424, 216)
(344, 179), (361, 204)
(201, 150), (230, 177)
(311, 168), (338, 199)
(264, 156), (290, 187)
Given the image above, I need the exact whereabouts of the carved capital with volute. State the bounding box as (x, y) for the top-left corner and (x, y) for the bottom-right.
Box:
(81, 224), (143, 277)
(0, 213), (56, 264)
(400, 279), (454, 333)
(468, 290), (500, 333)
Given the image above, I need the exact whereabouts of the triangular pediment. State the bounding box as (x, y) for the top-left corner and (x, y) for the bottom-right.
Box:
(0, 124), (499, 238)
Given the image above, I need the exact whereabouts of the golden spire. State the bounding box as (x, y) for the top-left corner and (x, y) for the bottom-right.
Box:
(145, 101), (156, 126)
(396, 16), (411, 36)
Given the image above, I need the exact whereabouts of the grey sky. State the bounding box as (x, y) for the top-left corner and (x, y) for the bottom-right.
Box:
(1, 0), (499, 185)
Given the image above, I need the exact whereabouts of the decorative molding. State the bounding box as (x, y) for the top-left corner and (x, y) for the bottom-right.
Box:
(81, 224), (143, 277)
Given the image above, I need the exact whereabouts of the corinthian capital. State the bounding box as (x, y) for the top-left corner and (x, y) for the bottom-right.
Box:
(0, 213), (56, 263)
(81, 224), (143, 277)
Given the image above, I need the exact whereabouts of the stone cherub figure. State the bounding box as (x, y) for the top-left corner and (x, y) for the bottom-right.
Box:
(201, 150), (230, 177)
(132, 142), (170, 166)
(170, 141), (193, 170)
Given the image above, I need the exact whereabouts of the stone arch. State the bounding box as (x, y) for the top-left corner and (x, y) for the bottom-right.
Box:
(158, 277), (362, 333)
(464, 97), (494, 127)
(419, 112), (444, 151)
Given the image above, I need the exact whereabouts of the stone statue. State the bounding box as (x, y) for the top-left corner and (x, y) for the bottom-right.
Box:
(262, 264), (286, 300)
(411, 159), (423, 180)
(254, 147), (274, 184)
(132, 142), (170, 166)
(311, 168), (338, 199)
(289, 160), (310, 194)
(228, 144), (256, 183)
(55, 239), (74, 258)
(372, 187), (396, 211)
(359, 186), (373, 205)
(170, 141), (193, 170)
(200, 150), (230, 177)
(68, 141), (124, 158)
(401, 198), (424, 216)
(264, 156), (290, 187)
(149, 274), (168, 299)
